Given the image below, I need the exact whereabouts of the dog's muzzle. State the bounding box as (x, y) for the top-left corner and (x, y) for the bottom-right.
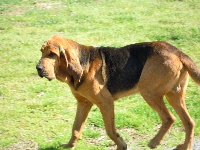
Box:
(36, 64), (53, 81)
(36, 64), (45, 77)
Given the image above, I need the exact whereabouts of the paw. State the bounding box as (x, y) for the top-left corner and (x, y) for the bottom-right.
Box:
(148, 139), (161, 149)
(116, 144), (127, 150)
(60, 143), (75, 149)
(174, 144), (191, 150)
(116, 136), (127, 150)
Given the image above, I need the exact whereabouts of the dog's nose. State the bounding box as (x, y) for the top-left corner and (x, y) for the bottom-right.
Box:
(36, 64), (43, 71)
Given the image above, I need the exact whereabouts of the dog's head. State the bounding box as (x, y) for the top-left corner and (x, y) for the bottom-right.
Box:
(36, 35), (83, 83)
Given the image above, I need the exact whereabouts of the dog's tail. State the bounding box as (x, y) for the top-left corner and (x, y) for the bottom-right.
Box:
(179, 51), (200, 85)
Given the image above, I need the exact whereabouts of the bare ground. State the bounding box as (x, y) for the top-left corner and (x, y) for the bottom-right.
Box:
(1, 126), (199, 150)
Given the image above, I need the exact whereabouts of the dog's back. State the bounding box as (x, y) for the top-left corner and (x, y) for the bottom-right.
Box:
(99, 43), (153, 93)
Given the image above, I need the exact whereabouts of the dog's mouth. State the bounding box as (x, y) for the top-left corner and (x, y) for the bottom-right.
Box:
(36, 64), (56, 81)
(37, 70), (55, 81)
(46, 77), (53, 81)
(43, 75), (54, 81)
(39, 74), (55, 81)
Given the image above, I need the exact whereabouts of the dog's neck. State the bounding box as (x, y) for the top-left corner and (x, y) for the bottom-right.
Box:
(78, 45), (99, 70)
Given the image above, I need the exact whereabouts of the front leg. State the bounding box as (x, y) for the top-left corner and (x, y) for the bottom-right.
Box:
(96, 90), (127, 150)
(62, 94), (93, 148)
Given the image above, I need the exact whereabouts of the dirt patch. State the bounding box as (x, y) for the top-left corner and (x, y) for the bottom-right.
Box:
(34, 2), (63, 10)
(4, 2), (63, 15)
(2, 140), (39, 150)
(84, 125), (151, 149)
(1, 125), (198, 149)
(7, 7), (28, 15)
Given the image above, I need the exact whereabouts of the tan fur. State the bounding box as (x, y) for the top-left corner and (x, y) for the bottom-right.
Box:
(36, 35), (200, 150)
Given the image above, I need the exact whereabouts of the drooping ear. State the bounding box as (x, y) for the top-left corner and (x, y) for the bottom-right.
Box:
(59, 46), (68, 67)
(60, 46), (83, 83)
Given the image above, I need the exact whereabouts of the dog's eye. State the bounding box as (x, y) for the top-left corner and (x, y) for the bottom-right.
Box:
(49, 52), (55, 57)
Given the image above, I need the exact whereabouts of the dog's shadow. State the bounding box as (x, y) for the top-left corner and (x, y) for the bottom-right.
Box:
(39, 145), (67, 150)
(39, 146), (58, 150)
(40, 147), (61, 150)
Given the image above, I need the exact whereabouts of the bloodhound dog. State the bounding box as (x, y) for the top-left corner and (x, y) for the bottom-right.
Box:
(36, 35), (200, 150)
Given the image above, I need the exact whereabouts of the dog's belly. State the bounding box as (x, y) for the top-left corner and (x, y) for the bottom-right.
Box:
(112, 85), (139, 100)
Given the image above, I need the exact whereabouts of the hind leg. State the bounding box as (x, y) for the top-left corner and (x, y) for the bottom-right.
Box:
(140, 93), (176, 149)
(166, 83), (195, 150)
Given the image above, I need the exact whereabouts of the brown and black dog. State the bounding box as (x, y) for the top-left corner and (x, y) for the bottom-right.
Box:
(36, 35), (200, 150)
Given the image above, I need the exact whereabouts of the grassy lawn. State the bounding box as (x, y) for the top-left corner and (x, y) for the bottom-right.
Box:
(0, 0), (199, 149)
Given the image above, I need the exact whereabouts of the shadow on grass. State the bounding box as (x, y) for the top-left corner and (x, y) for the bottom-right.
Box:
(40, 148), (59, 150)
(39, 145), (66, 150)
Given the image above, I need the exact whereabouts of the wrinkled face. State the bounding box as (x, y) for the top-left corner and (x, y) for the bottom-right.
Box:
(36, 36), (83, 84)
(36, 42), (60, 81)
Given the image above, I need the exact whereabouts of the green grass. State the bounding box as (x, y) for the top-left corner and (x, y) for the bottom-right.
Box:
(0, 0), (200, 149)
